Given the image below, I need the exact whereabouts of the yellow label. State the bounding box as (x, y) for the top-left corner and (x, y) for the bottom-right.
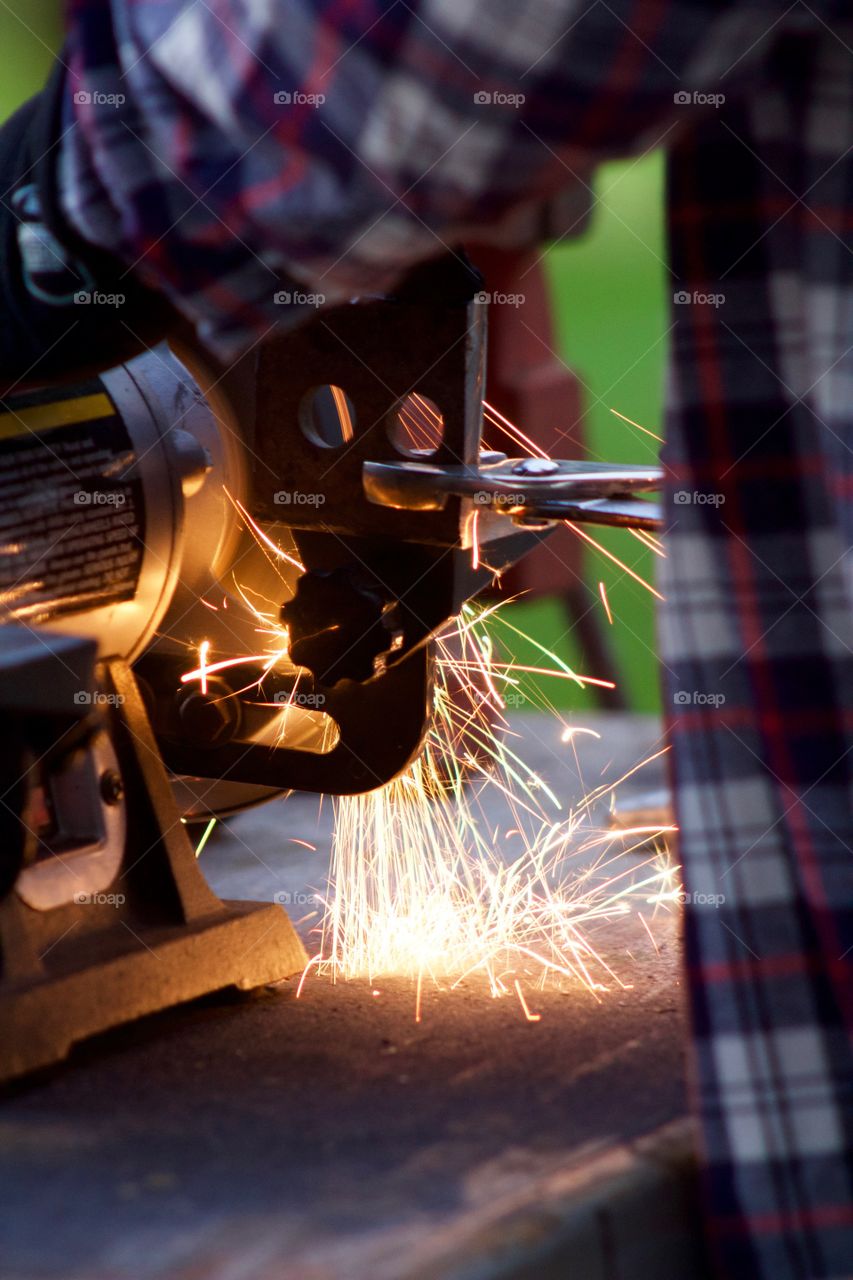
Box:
(0, 392), (115, 440)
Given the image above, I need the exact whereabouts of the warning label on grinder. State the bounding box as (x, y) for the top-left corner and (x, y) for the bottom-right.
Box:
(0, 386), (146, 623)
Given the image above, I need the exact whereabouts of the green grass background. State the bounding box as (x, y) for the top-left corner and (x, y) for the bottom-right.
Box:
(1, 4), (666, 713)
(500, 155), (667, 713)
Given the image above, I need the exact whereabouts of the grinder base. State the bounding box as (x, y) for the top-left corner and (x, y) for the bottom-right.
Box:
(0, 645), (307, 1085)
(0, 899), (306, 1083)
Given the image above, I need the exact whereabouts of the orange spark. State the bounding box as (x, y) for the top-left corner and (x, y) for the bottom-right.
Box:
(609, 407), (664, 444)
(513, 979), (542, 1022)
(181, 651), (277, 683)
(198, 640), (210, 695)
(598, 581), (614, 624)
(331, 386), (355, 443)
(638, 912), (661, 955)
(561, 726), (602, 743)
(565, 522), (664, 601)
(224, 487), (305, 572)
(296, 953), (323, 999)
(490, 662), (615, 690)
(630, 528), (666, 558)
(482, 400), (550, 459)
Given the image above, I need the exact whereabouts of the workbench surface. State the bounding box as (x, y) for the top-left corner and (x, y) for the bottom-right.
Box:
(0, 713), (700, 1280)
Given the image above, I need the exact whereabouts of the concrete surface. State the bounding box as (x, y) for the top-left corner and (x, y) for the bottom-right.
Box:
(0, 713), (707, 1280)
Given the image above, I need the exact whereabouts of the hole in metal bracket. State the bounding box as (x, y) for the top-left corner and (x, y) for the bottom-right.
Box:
(387, 393), (445, 457)
(299, 385), (357, 449)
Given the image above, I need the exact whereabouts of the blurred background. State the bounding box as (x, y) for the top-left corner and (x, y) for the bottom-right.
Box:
(1, 0), (666, 714)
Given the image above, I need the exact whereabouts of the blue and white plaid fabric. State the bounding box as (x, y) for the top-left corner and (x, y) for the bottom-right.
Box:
(59, 2), (853, 1272)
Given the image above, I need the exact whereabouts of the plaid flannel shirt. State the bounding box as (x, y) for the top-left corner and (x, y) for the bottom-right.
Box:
(59, 2), (853, 1274)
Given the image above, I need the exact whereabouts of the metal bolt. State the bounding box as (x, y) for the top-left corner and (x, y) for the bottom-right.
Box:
(176, 682), (241, 746)
(100, 769), (124, 805)
(512, 458), (560, 476)
(513, 515), (555, 530)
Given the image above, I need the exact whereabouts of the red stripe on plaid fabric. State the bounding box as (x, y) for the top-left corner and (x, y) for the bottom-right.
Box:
(666, 456), (829, 483)
(717, 1201), (853, 1236)
(573, 0), (669, 148)
(669, 139), (830, 1271)
(701, 953), (823, 983)
(672, 199), (853, 232)
(721, 443), (853, 1042)
(668, 708), (853, 735)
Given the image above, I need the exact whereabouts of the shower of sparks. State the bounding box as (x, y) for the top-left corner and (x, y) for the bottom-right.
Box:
(179, 490), (304, 708)
(308, 602), (678, 1012)
(180, 406), (675, 1019)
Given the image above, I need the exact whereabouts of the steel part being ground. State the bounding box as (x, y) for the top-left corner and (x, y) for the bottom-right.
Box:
(363, 457), (663, 529)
